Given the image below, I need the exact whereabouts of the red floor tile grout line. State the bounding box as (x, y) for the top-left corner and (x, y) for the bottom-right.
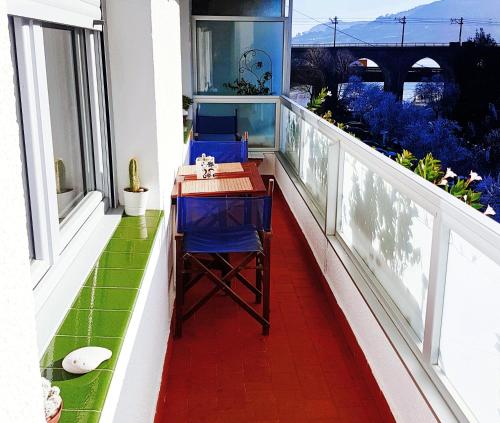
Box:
(154, 180), (395, 423)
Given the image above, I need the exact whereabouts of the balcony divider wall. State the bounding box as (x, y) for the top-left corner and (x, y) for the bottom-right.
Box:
(278, 95), (500, 423)
(191, 2), (292, 151)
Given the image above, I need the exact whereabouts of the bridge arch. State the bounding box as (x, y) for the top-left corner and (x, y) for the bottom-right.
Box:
(403, 57), (443, 101)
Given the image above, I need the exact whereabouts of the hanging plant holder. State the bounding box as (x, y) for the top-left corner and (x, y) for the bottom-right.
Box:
(224, 48), (273, 95)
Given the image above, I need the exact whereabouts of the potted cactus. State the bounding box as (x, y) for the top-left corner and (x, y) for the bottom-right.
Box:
(55, 159), (75, 218)
(123, 158), (149, 216)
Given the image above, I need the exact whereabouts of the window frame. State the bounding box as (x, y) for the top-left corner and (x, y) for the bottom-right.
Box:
(12, 16), (112, 288)
(190, 3), (292, 153)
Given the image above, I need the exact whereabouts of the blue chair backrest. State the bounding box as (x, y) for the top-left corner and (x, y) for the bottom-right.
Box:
(196, 114), (237, 135)
(177, 196), (272, 234)
(189, 140), (248, 165)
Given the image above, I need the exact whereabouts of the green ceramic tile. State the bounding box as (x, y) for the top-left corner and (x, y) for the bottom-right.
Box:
(59, 410), (100, 423)
(85, 268), (144, 289)
(111, 225), (157, 240)
(58, 309), (130, 338)
(41, 368), (112, 411)
(119, 215), (160, 228)
(104, 238), (153, 254)
(96, 251), (149, 269)
(40, 336), (122, 371)
(72, 287), (138, 311)
(145, 209), (162, 218)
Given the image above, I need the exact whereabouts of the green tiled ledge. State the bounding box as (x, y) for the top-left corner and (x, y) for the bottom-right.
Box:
(40, 210), (163, 422)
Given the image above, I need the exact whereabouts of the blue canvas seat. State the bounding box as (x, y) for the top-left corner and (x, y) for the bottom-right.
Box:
(196, 113), (238, 135)
(175, 182), (274, 338)
(196, 133), (237, 141)
(188, 139), (248, 164)
(195, 111), (241, 141)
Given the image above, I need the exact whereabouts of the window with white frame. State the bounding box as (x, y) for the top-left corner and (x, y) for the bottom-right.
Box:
(10, 17), (112, 287)
(192, 1), (291, 150)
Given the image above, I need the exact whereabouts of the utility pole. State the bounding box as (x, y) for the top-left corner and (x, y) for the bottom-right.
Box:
(330, 16), (338, 47)
(451, 17), (464, 45)
(396, 16), (407, 46)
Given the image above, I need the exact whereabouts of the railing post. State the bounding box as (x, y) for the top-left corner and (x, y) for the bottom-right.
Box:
(423, 213), (450, 364)
(325, 141), (340, 235)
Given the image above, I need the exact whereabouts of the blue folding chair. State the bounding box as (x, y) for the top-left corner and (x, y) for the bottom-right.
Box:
(175, 180), (274, 337)
(188, 139), (248, 165)
(195, 111), (239, 141)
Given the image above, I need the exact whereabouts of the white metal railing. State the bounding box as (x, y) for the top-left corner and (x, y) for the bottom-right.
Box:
(278, 95), (500, 423)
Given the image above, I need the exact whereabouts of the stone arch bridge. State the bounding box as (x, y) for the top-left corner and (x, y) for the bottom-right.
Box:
(291, 44), (461, 99)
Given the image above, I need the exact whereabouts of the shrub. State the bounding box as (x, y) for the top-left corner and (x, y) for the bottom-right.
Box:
(400, 118), (472, 175)
(477, 173), (500, 221)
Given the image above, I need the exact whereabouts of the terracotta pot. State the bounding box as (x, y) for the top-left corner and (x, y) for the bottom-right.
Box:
(46, 402), (62, 423)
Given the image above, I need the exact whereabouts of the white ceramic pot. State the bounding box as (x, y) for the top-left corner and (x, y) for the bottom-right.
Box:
(57, 189), (75, 219)
(123, 189), (149, 216)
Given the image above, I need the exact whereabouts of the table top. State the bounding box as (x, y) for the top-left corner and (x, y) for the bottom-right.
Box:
(171, 161), (266, 200)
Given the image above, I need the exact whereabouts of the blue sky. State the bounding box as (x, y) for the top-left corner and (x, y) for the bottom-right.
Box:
(292, 0), (437, 35)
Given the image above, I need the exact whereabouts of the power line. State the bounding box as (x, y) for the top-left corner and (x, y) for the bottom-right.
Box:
(294, 9), (376, 46)
(292, 15), (500, 25)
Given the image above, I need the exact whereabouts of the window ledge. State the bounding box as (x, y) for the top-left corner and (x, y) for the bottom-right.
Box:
(35, 204), (123, 354)
(39, 210), (164, 421)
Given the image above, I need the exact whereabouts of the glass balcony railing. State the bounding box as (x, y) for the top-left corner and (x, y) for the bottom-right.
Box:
(278, 95), (500, 423)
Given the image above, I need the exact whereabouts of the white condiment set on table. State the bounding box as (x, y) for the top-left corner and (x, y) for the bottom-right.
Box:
(195, 153), (216, 179)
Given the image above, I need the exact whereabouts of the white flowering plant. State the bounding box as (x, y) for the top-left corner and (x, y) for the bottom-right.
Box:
(42, 377), (62, 420)
(395, 150), (496, 216)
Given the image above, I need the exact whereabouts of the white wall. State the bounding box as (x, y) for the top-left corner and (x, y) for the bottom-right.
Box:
(179, 0), (192, 98)
(103, 0), (184, 420)
(275, 159), (440, 423)
(0, 2), (44, 421)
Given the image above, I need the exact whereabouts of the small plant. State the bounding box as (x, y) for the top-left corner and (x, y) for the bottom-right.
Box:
(445, 176), (483, 210)
(223, 73), (272, 95)
(306, 87), (331, 113)
(129, 158), (141, 192)
(393, 150), (487, 214)
(414, 153), (444, 184)
(54, 159), (66, 194)
(42, 377), (62, 420)
(322, 110), (334, 123)
(182, 95), (193, 111)
(396, 150), (416, 170)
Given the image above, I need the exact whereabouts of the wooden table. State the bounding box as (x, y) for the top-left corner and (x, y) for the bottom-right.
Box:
(171, 162), (266, 202)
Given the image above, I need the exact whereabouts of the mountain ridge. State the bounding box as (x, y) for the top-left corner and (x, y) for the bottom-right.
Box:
(293, 0), (500, 44)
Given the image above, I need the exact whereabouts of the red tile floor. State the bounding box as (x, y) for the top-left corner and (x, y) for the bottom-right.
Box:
(155, 187), (394, 423)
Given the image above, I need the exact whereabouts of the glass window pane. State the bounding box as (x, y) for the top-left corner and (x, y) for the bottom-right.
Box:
(338, 152), (433, 341)
(193, 0), (282, 17)
(299, 119), (329, 215)
(196, 21), (283, 95)
(439, 232), (500, 422)
(197, 103), (276, 148)
(11, 20), (35, 260)
(43, 26), (95, 222)
(280, 105), (300, 171)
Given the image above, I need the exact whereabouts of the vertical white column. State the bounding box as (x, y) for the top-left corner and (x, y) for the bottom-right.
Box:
(0, 2), (44, 421)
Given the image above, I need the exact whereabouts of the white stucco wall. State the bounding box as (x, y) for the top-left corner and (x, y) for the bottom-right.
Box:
(179, 0), (192, 98)
(103, 0), (184, 420)
(0, 2), (44, 421)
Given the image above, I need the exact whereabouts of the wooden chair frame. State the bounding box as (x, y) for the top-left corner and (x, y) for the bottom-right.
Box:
(174, 181), (274, 338)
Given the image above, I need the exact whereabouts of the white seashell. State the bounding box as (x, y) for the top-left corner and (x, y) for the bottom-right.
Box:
(49, 386), (60, 397)
(44, 395), (62, 418)
(62, 346), (112, 374)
